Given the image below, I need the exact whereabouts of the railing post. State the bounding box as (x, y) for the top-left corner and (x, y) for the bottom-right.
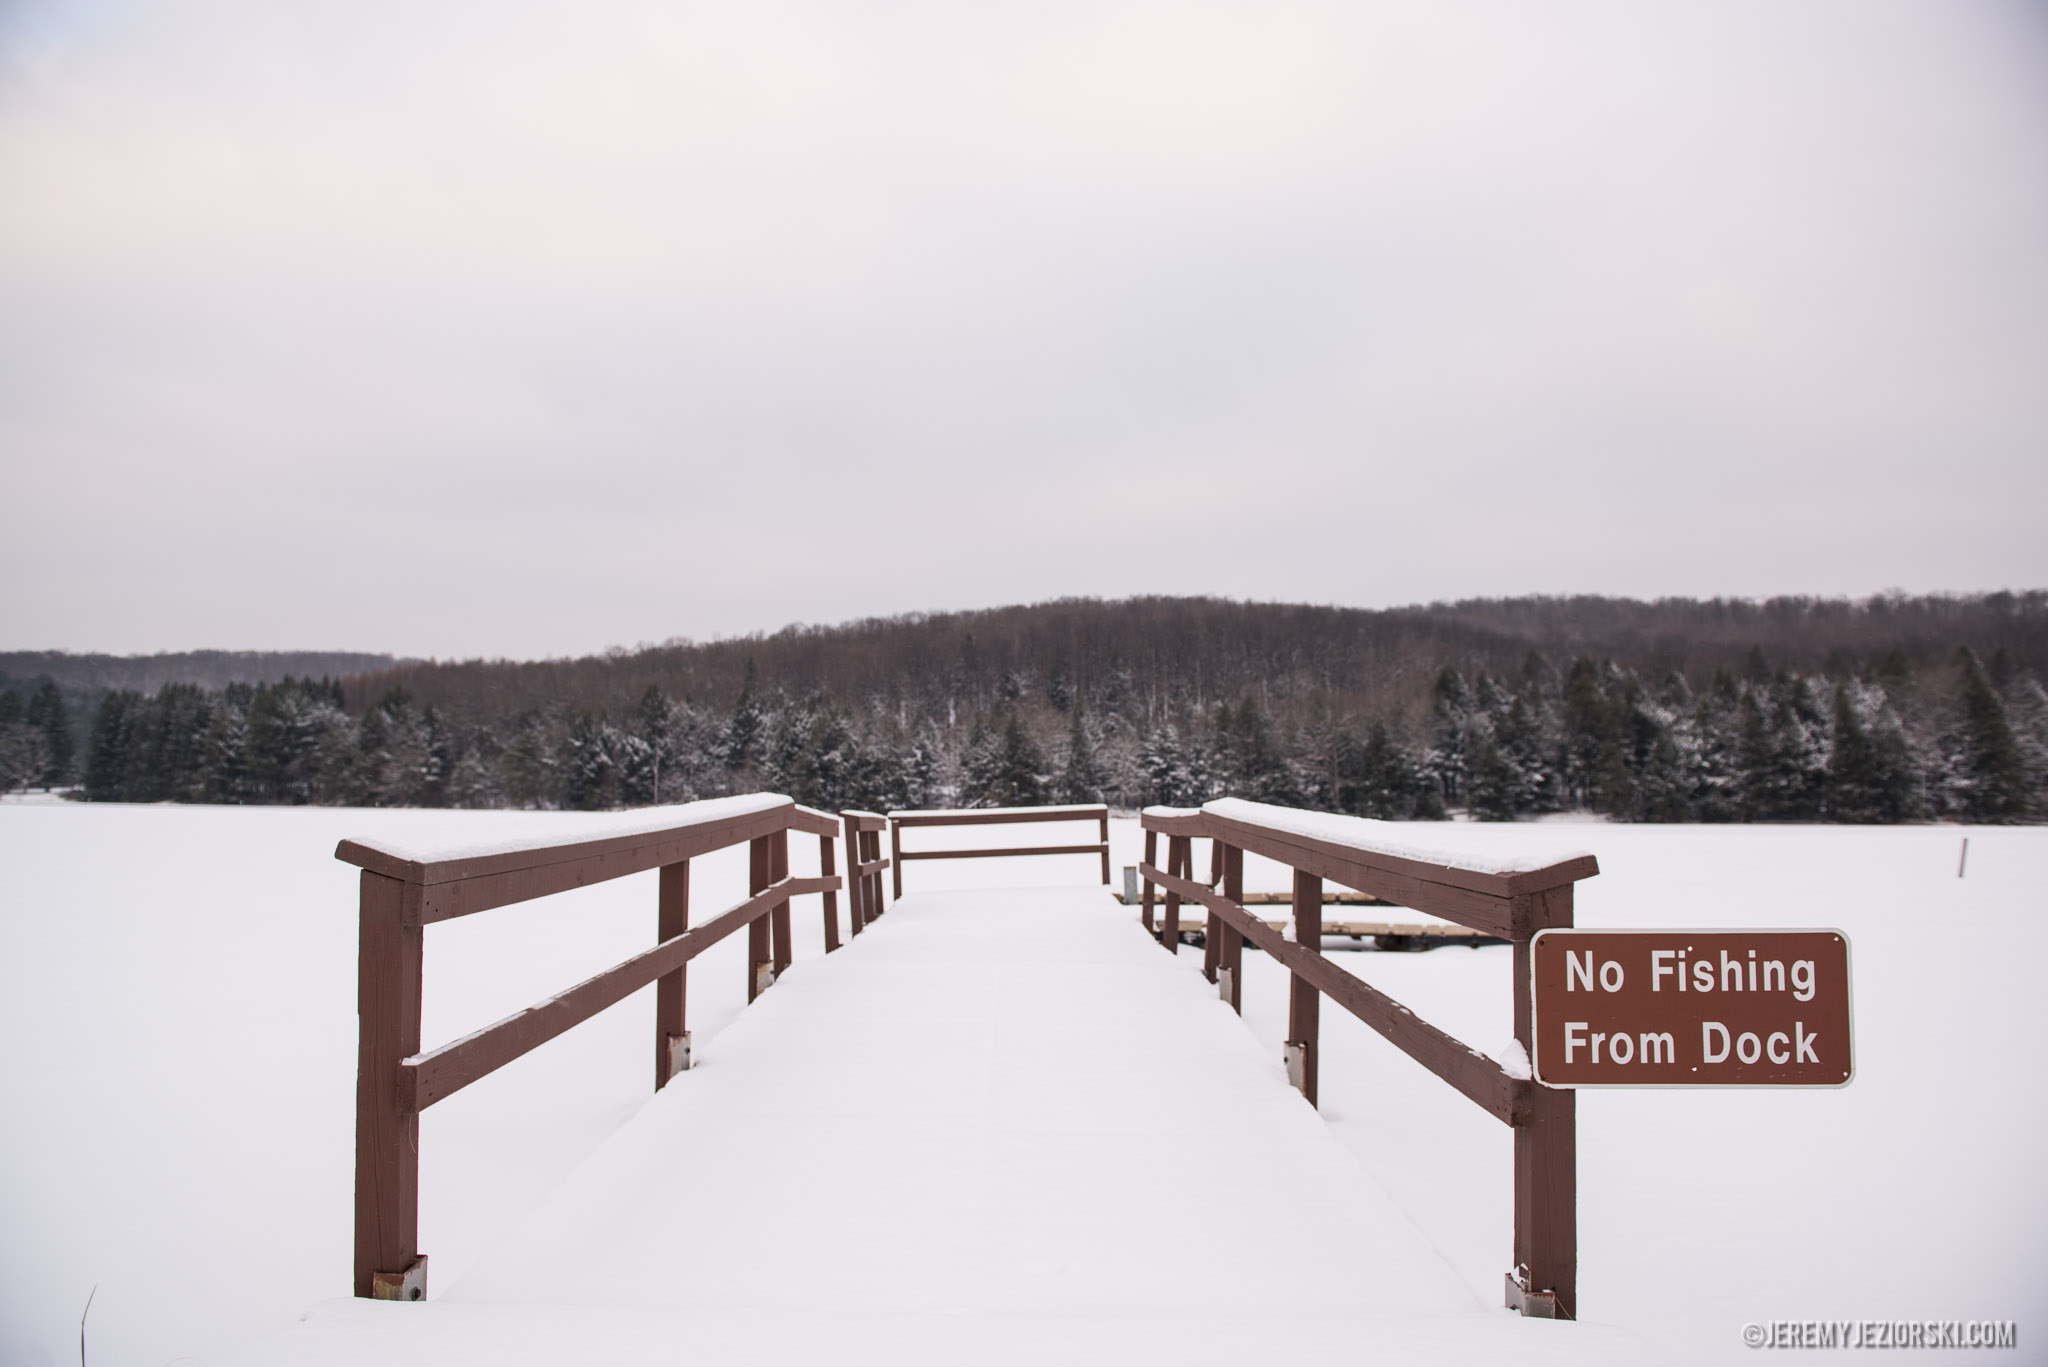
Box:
(1201, 839), (1223, 984)
(354, 870), (425, 1300)
(748, 836), (772, 1001)
(770, 828), (793, 976)
(1287, 868), (1321, 1106)
(842, 816), (865, 936)
(1140, 827), (1158, 934)
(1098, 808), (1111, 885)
(1162, 834), (1189, 954)
(1220, 843), (1244, 1013)
(1513, 885), (1577, 1318)
(890, 819), (904, 900)
(654, 859), (690, 1089)
(868, 829), (888, 916)
(819, 834), (841, 952)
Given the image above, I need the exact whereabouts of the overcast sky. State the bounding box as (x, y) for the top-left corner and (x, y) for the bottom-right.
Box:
(2, 1), (2044, 660)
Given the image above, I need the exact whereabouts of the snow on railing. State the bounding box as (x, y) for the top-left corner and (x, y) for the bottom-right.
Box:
(335, 794), (852, 1303)
(1137, 798), (1599, 1321)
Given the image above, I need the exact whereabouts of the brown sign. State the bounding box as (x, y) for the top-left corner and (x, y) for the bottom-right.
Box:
(1529, 930), (1853, 1087)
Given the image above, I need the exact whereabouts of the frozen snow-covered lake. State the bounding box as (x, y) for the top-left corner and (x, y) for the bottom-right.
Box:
(1, 801), (2041, 1364)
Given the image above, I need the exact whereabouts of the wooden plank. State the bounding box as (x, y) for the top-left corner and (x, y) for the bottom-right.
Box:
(1147, 916), (1502, 941)
(402, 875), (837, 1111)
(1162, 835), (1189, 957)
(1138, 808), (1211, 837)
(1199, 815), (1519, 939)
(354, 871), (421, 1298)
(1099, 810), (1111, 885)
(819, 834), (840, 952)
(653, 860), (689, 1091)
(379, 805), (803, 924)
(1240, 891), (1393, 907)
(898, 843), (1109, 862)
(842, 815), (865, 936)
(889, 804), (1108, 828)
(1141, 828), (1158, 934)
(842, 810), (888, 832)
(1142, 863), (1529, 1127)
(891, 820), (903, 900)
(770, 831), (792, 975)
(1289, 868), (1321, 1107)
(1515, 884), (1577, 1318)
(865, 828), (888, 919)
(1201, 806), (1598, 904)
(749, 838), (771, 1004)
(1201, 837), (1223, 984)
(338, 801), (795, 891)
(789, 804), (840, 838)
(1221, 844), (1244, 1014)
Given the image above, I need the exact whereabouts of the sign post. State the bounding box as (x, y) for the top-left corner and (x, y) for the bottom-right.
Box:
(1530, 930), (1853, 1087)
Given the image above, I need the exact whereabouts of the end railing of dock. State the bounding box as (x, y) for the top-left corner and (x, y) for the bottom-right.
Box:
(887, 802), (1111, 897)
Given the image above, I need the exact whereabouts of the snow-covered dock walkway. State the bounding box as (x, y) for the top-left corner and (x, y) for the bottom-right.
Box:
(241, 885), (1638, 1364)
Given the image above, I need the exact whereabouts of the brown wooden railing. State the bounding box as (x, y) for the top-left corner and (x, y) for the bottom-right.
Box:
(840, 809), (893, 933)
(337, 795), (843, 1302)
(888, 803), (1111, 897)
(1139, 799), (1598, 1320)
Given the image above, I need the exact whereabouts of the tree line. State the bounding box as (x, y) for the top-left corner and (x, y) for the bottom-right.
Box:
(47, 591), (2048, 824)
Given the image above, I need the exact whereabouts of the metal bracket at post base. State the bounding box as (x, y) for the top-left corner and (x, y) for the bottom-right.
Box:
(665, 1030), (692, 1080)
(1283, 1041), (1307, 1093)
(370, 1256), (428, 1302)
(1217, 967), (1233, 1003)
(1504, 1270), (1561, 1319)
(755, 962), (777, 997)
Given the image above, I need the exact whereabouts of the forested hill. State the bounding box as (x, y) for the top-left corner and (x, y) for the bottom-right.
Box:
(31, 592), (2048, 825)
(0, 649), (402, 694)
(344, 593), (2048, 726)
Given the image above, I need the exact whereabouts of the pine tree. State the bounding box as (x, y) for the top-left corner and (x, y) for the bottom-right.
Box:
(722, 686), (766, 776)
(957, 718), (1002, 807)
(84, 691), (138, 800)
(1139, 723), (1192, 807)
(1689, 672), (1743, 822)
(1466, 733), (1521, 821)
(1562, 659), (1631, 815)
(199, 695), (249, 802)
(899, 726), (943, 808)
(1426, 667), (1472, 808)
(25, 681), (73, 786)
(560, 712), (617, 811)
(1621, 684), (1690, 821)
(1734, 685), (1774, 820)
(628, 685), (676, 804)
(0, 688), (49, 791)
(1498, 694), (1552, 813)
(1953, 648), (2031, 821)
(994, 715), (1048, 806)
(1055, 705), (1106, 804)
(1770, 676), (1829, 820)
(1826, 684), (1883, 822)
(1218, 697), (1298, 805)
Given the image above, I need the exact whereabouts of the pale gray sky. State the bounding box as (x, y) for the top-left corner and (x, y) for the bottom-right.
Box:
(3, 0), (2045, 659)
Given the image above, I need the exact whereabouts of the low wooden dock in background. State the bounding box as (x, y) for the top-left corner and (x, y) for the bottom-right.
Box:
(1118, 884), (1502, 947)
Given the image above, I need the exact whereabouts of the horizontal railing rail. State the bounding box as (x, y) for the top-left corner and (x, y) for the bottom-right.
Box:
(887, 803), (1111, 897)
(1138, 798), (1597, 1320)
(338, 794), (844, 1302)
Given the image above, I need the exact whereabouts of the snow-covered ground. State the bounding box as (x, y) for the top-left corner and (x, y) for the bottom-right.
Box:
(1, 803), (2041, 1364)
